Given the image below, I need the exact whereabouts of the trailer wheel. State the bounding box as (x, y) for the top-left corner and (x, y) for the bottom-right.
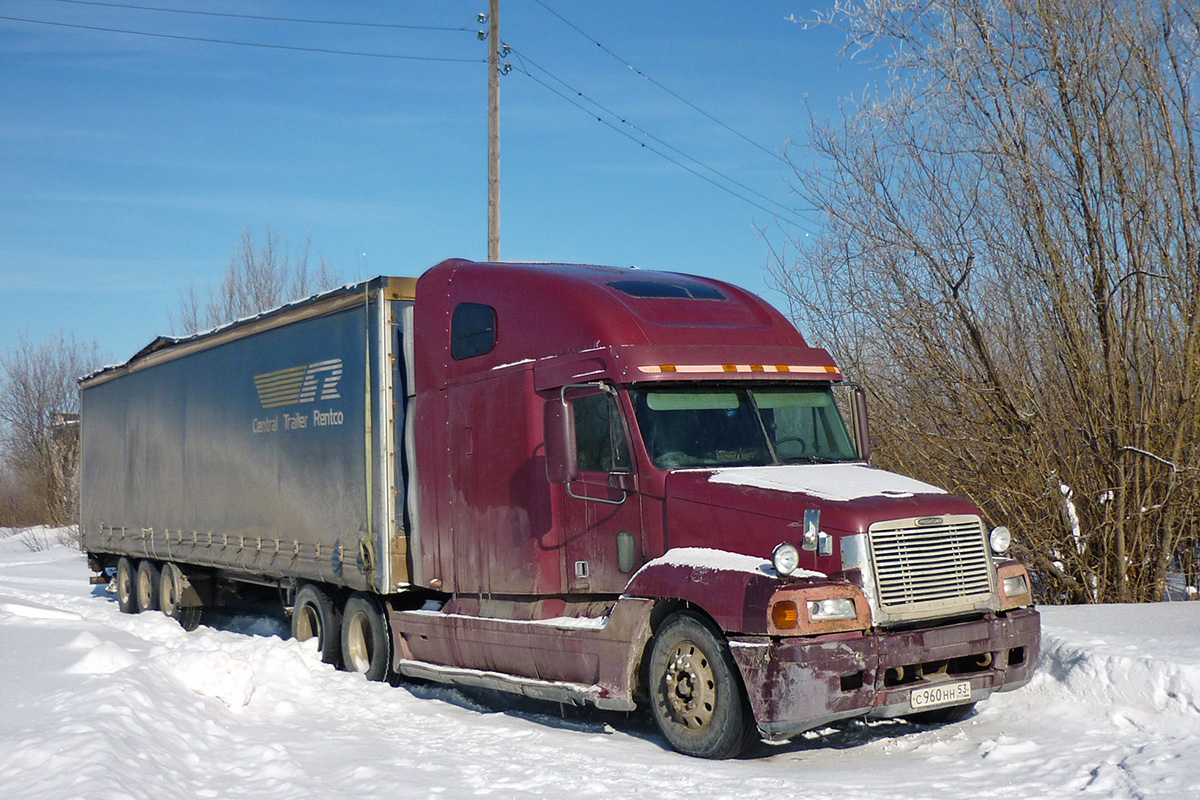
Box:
(341, 593), (391, 682)
(292, 584), (342, 666)
(135, 560), (161, 613)
(115, 556), (139, 614)
(159, 563), (202, 632)
(648, 612), (757, 759)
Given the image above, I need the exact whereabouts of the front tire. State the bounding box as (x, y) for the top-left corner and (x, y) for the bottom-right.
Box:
(292, 583), (342, 666)
(341, 593), (391, 682)
(648, 612), (757, 759)
(135, 560), (161, 613)
(115, 556), (138, 614)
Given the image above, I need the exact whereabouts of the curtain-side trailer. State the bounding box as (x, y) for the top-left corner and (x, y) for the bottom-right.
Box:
(81, 259), (1039, 758)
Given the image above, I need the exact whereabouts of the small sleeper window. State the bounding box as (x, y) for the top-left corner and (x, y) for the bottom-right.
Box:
(451, 303), (497, 360)
(608, 280), (726, 300)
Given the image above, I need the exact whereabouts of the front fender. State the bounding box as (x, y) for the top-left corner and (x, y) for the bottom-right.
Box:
(623, 547), (833, 635)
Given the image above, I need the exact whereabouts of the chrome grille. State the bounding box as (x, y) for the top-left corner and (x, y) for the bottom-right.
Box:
(868, 515), (996, 621)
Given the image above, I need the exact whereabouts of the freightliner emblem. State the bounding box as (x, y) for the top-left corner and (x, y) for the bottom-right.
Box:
(254, 359), (343, 409)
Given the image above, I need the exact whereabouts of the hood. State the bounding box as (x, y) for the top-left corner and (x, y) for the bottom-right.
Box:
(662, 464), (982, 569)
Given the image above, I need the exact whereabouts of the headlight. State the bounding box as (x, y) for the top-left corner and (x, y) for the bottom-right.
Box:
(772, 542), (800, 576)
(808, 598), (858, 621)
(1002, 574), (1029, 598)
(997, 563), (1033, 609)
(990, 525), (1012, 554)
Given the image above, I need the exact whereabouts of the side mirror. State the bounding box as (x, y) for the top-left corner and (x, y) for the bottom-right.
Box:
(851, 386), (871, 463)
(544, 398), (578, 483)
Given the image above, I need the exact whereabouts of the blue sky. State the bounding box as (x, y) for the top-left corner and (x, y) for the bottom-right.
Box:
(1, 1), (871, 363)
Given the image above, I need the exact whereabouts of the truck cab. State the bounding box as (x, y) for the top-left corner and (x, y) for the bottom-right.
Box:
(398, 260), (1038, 757)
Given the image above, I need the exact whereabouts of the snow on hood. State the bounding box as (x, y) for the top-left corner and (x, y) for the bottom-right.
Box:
(707, 463), (947, 502)
(634, 547), (826, 580)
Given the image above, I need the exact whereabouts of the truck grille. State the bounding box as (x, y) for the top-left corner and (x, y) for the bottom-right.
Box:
(867, 515), (996, 622)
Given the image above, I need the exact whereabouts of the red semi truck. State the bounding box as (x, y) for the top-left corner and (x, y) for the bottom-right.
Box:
(81, 259), (1039, 758)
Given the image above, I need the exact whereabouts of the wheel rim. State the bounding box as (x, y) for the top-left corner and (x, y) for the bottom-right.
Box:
(663, 641), (717, 729)
(137, 570), (153, 610)
(295, 604), (320, 643)
(161, 570), (177, 615)
(118, 567), (133, 605)
(345, 611), (373, 673)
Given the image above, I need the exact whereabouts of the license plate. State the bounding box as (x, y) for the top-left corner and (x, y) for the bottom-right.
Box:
(910, 680), (972, 711)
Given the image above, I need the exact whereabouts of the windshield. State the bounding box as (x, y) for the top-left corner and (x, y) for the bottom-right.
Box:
(629, 385), (858, 470)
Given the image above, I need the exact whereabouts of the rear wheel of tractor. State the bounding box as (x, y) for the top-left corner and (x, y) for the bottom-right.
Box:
(648, 612), (757, 759)
(341, 593), (391, 682)
(292, 584), (342, 666)
(115, 556), (138, 614)
(159, 563), (202, 631)
(135, 560), (161, 613)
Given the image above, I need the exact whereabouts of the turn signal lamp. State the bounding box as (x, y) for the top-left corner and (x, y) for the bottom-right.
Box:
(771, 601), (799, 630)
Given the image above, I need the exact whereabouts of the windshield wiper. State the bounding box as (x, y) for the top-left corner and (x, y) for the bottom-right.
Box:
(780, 454), (852, 465)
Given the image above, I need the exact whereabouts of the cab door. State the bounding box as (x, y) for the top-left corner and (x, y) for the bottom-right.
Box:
(559, 387), (643, 594)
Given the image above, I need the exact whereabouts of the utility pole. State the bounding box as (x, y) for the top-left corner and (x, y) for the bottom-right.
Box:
(487, 0), (501, 262)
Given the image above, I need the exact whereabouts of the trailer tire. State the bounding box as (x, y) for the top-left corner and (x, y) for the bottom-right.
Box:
(116, 556), (139, 614)
(292, 584), (342, 666)
(135, 560), (161, 613)
(159, 563), (202, 631)
(341, 593), (391, 682)
(648, 612), (757, 759)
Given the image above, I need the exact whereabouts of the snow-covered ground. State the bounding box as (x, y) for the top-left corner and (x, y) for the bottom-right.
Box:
(2, 529), (1199, 800)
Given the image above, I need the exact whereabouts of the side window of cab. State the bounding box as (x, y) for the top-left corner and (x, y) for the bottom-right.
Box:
(572, 392), (632, 473)
(450, 303), (497, 360)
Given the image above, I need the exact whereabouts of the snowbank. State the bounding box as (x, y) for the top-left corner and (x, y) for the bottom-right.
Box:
(1, 532), (1198, 799)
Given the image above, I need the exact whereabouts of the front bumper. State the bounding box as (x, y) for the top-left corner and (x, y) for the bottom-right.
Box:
(729, 607), (1040, 740)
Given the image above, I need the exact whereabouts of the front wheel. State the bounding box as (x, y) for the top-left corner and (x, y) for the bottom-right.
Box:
(648, 612), (757, 759)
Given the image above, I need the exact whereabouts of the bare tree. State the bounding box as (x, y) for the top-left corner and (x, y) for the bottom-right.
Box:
(776, 0), (1200, 602)
(0, 332), (101, 526)
(173, 226), (344, 334)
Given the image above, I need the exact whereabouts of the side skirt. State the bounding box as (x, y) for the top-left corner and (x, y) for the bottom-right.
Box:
(396, 659), (636, 711)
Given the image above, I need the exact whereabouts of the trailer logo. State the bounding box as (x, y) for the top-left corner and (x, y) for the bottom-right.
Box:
(254, 359), (343, 409)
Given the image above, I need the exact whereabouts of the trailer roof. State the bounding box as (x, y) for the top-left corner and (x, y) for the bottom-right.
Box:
(80, 275), (416, 388)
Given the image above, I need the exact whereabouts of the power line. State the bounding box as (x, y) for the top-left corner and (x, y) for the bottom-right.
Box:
(508, 47), (810, 228)
(532, 0), (790, 166)
(0, 14), (486, 63)
(12, 1), (808, 225)
(43, 0), (474, 32)
(511, 52), (811, 230)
